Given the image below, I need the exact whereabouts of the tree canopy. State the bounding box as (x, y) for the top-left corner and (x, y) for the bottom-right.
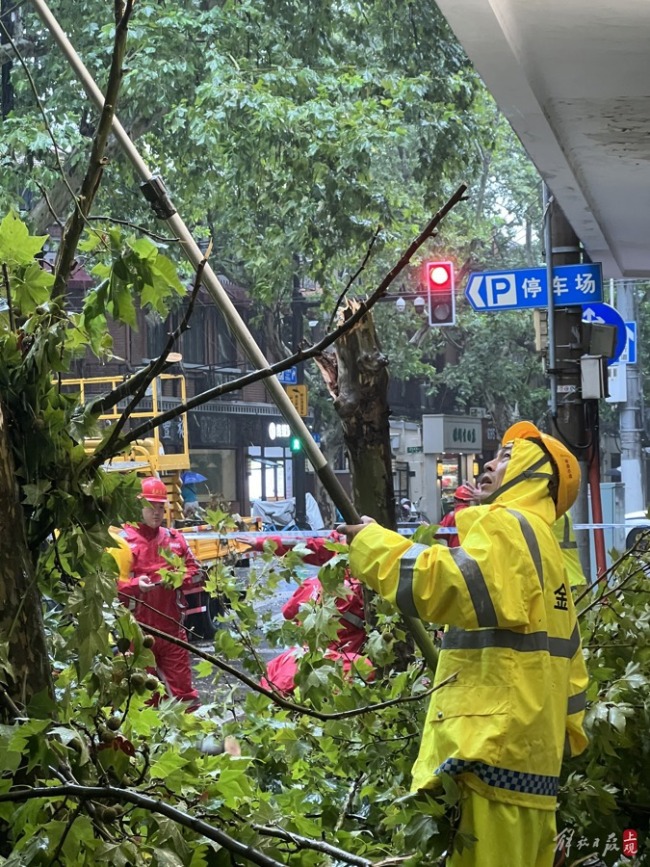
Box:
(1, 0), (551, 428)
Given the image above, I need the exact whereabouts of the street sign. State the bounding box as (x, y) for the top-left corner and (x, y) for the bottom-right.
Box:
(277, 366), (298, 385)
(581, 303), (626, 364)
(268, 422), (290, 440)
(285, 384), (308, 417)
(606, 362), (627, 403)
(621, 321), (637, 365)
(465, 263), (602, 312)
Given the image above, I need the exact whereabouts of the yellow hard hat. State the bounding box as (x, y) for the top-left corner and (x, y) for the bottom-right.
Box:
(502, 421), (580, 518)
(107, 529), (132, 583)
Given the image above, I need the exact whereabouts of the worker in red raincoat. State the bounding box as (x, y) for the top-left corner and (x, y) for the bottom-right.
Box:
(116, 477), (203, 707)
(281, 573), (367, 656)
(436, 484), (475, 548)
(261, 539), (372, 694)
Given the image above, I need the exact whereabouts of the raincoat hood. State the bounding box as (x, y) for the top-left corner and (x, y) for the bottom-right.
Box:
(459, 438), (557, 534)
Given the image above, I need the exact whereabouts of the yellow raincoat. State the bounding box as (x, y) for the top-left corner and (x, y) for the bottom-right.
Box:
(349, 438), (588, 815)
(553, 512), (587, 586)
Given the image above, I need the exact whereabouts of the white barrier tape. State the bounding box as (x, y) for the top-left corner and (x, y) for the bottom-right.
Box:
(574, 523), (650, 531)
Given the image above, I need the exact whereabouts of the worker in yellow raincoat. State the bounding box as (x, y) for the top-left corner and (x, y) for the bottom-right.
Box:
(340, 421), (588, 867)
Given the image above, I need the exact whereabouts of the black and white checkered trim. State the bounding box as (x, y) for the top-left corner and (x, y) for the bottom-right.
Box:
(436, 757), (558, 797)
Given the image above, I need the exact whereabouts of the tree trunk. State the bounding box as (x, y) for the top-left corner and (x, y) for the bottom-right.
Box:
(0, 401), (53, 712)
(318, 302), (396, 529)
(317, 302), (414, 664)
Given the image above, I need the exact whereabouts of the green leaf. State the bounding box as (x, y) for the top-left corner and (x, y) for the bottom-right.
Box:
(96, 842), (142, 867)
(128, 236), (158, 261)
(194, 659), (214, 678)
(188, 846), (210, 867)
(152, 849), (186, 867)
(13, 263), (54, 313)
(108, 269), (137, 327)
(0, 211), (48, 265)
(150, 749), (190, 779)
(22, 480), (52, 506)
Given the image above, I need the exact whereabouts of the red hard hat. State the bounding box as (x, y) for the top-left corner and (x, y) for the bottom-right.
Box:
(138, 476), (168, 503)
(454, 484), (474, 502)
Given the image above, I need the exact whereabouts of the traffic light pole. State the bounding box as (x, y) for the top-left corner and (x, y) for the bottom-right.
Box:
(34, 0), (440, 671)
(544, 187), (591, 577)
(291, 268), (307, 529)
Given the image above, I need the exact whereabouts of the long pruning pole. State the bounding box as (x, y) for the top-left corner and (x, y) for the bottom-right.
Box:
(31, 0), (438, 671)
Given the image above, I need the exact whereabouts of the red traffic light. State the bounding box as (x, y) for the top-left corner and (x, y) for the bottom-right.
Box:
(424, 261), (455, 326)
(426, 261), (454, 293)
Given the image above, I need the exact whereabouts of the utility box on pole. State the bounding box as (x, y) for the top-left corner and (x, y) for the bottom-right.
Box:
(580, 356), (608, 400)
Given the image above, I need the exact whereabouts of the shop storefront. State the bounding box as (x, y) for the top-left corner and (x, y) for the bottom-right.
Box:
(422, 414), (482, 521)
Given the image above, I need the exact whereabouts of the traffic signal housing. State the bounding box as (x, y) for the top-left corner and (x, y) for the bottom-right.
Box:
(289, 435), (302, 453)
(426, 261), (455, 326)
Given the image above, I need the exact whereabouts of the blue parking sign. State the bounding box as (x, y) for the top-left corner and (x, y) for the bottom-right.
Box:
(465, 263), (602, 312)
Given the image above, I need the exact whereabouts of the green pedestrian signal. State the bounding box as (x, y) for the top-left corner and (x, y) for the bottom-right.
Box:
(290, 436), (302, 452)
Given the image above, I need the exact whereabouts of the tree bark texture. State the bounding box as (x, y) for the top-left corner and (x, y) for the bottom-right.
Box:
(317, 304), (415, 665)
(0, 401), (53, 711)
(317, 302), (396, 531)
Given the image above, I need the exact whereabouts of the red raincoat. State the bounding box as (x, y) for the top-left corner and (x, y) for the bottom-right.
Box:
(118, 524), (202, 705)
(263, 573), (372, 695)
(436, 502), (471, 548)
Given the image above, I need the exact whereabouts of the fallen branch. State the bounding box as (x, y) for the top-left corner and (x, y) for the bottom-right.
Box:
(574, 532), (648, 606)
(578, 565), (646, 617)
(251, 822), (374, 866)
(0, 784), (286, 867)
(140, 621), (454, 722)
(92, 183), (467, 456)
(576, 532), (650, 619)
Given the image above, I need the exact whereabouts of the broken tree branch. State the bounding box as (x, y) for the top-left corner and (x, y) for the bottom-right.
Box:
(140, 620), (452, 722)
(53, 1), (134, 298)
(0, 784), (286, 867)
(88, 183), (467, 463)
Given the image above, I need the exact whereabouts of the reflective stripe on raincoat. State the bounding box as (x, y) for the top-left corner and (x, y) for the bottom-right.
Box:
(349, 438), (588, 810)
(553, 512), (586, 586)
